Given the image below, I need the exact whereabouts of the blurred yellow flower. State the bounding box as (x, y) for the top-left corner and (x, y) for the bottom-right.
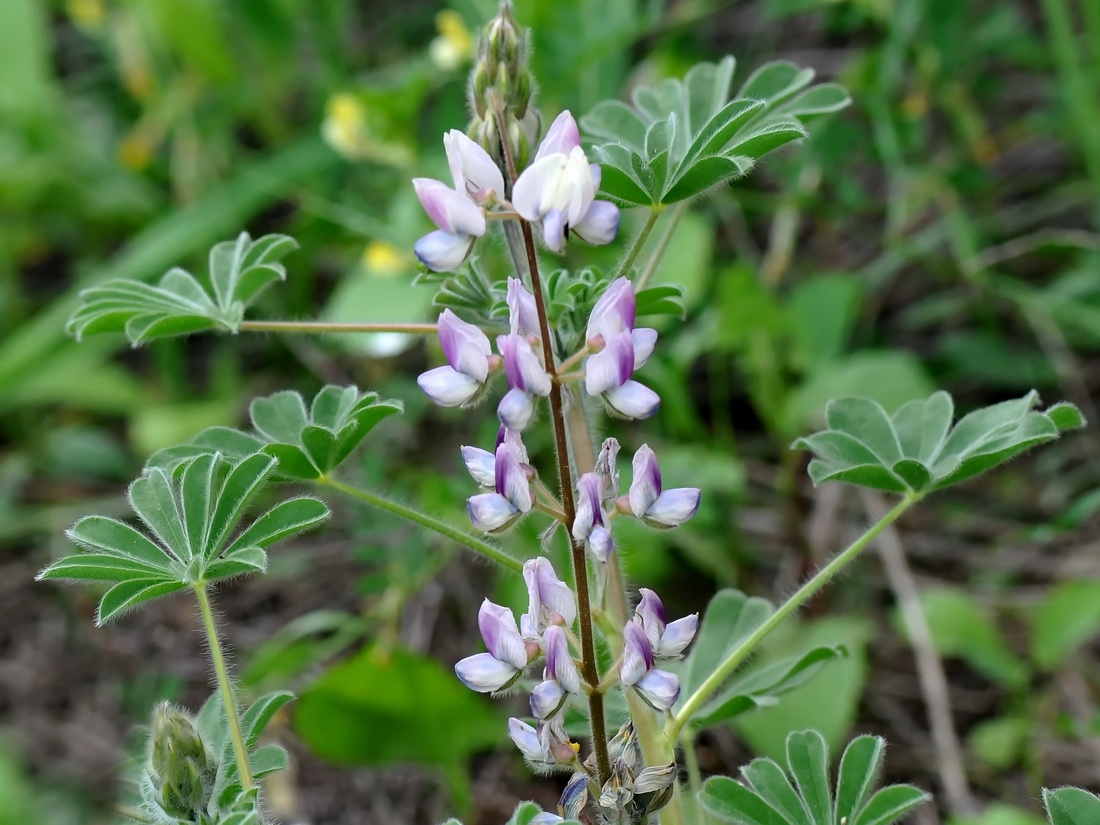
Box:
(362, 241), (409, 275)
(430, 10), (474, 72)
(67, 0), (105, 30)
(322, 93), (370, 160)
(118, 131), (154, 171)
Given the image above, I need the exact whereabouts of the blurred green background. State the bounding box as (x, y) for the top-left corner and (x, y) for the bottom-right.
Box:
(2, 0), (1099, 823)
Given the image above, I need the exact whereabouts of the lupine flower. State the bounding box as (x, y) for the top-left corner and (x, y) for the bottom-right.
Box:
(620, 621), (681, 711)
(508, 717), (578, 771)
(628, 444), (701, 528)
(418, 309), (495, 407)
(461, 427), (527, 488)
(586, 277), (658, 369)
(466, 440), (533, 532)
(412, 131), (502, 271)
(507, 277), (540, 337)
(521, 557), (576, 639)
(573, 472), (615, 562)
(512, 111), (620, 252)
(454, 599), (531, 693)
(530, 626), (582, 719)
(412, 179), (487, 272)
(635, 588), (698, 658)
(497, 333), (552, 430)
(585, 332), (660, 419)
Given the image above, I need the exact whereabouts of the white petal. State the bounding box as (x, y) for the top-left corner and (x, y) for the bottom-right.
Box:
(461, 446), (496, 487)
(512, 154), (568, 221)
(536, 111), (581, 161)
(438, 309), (491, 380)
(530, 679), (567, 719)
(588, 524), (615, 562)
(657, 614), (699, 658)
(604, 380), (660, 419)
(542, 208), (566, 253)
(585, 333), (634, 396)
(631, 328), (658, 369)
(634, 669), (680, 711)
(445, 130), (504, 202)
(454, 652), (519, 693)
(586, 277), (635, 340)
(498, 387), (537, 431)
(467, 492), (520, 532)
(414, 230), (474, 273)
(479, 599), (528, 668)
(573, 199), (620, 246)
(645, 488), (701, 528)
(509, 718), (549, 762)
(417, 365), (481, 407)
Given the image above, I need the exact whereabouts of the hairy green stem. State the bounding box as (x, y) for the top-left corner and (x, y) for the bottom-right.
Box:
(193, 582), (253, 791)
(317, 477), (523, 574)
(616, 207), (662, 280)
(634, 203), (687, 292)
(681, 732), (704, 816)
(113, 804), (155, 823)
(665, 493), (921, 742)
(239, 320), (437, 335)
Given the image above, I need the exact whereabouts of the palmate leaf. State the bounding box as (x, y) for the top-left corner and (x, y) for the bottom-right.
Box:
(66, 232), (297, 345)
(793, 391), (1085, 495)
(37, 453), (329, 622)
(581, 56), (850, 207)
(700, 730), (930, 825)
(148, 385), (402, 480)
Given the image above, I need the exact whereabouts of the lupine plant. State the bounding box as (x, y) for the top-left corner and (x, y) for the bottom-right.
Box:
(35, 4), (1094, 825)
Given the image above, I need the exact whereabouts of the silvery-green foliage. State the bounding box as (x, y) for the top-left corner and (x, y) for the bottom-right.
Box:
(700, 730), (929, 825)
(37, 452), (329, 622)
(1044, 787), (1100, 825)
(582, 57), (851, 207)
(67, 232), (297, 344)
(147, 385), (402, 480)
(118, 692), (293, 824)
(793, 391), (1085, 494)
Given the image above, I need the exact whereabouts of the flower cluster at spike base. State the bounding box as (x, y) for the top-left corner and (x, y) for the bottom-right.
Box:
(412, 111), (618, 272)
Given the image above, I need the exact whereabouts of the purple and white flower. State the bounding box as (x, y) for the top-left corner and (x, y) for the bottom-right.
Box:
(573, 472), (615, 562)
(497, 333), (552, 431)
(466, 440), (533, 533)
(530, 626), (582, 719)
(512, 111), (620, 252)
(620, 621), (681, 712)
(418, 309), (496, 407)
(628, 444), (701, 528)
(585, 332), (660, 419)
(454, 599), (531, 693)
(413, 131), (503, 272)
(461, 427), (528, 488)
(635, 588), (698, 658)
(509, 717), (578, 770)
(521, 557), (576, 639)
(586, 277), (658, 369)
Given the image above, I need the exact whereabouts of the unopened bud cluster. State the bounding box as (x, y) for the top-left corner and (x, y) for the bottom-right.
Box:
(148, 702), (214, 820)
(468, 3), (538, 171)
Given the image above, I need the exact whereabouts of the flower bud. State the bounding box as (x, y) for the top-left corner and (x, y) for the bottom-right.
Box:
(469, 3), (535, 141)
(148, 702), (213, 819)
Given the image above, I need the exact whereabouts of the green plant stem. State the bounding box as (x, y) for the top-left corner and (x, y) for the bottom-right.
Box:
(634, 202), (687, 291)
(239, 320), (438, 335)
(681, 732), (704, 817)
(317, 477), (523, 574)
(664, 492), (922, 742)
(616, 207), (662, 279)
(193, 582), (253, 791)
